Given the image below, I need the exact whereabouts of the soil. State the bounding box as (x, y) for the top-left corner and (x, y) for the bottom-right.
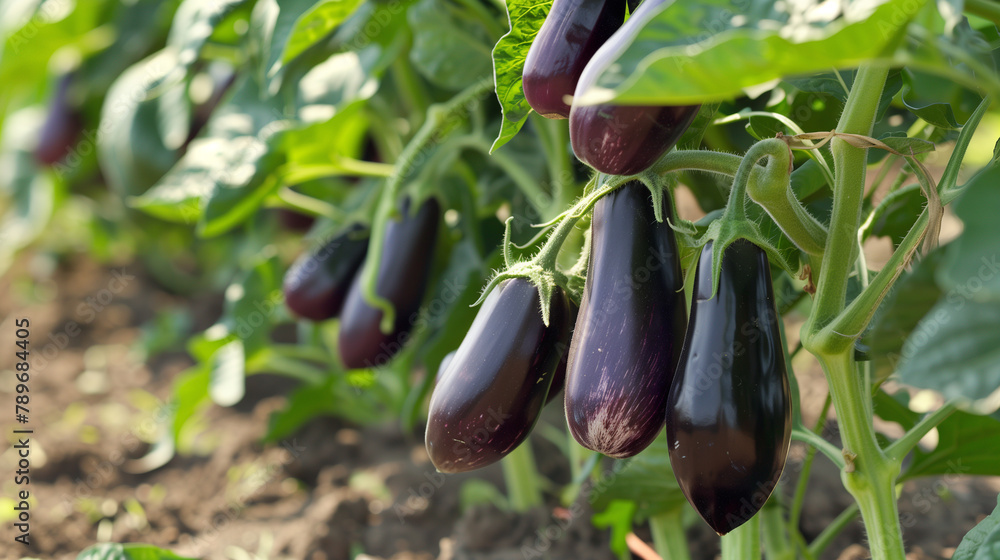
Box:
(2, 251), (998, 560)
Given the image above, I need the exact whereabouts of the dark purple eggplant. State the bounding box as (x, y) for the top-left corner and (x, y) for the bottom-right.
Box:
(522, 0), (627, 119)
(564, 181), (686, 458)
(283, 224), (369, 321)
(568, 0), (700, 175)
(426, 279), (570, 473)
(666, 239), (791, 535)
(338, 197), (440, 369)
(35, 73), (83, 166)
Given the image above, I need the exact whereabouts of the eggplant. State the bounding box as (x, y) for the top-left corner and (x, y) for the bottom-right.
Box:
(666, 239), (791, 535)
(338, 197), (440, 369)
(522, 0), (627, 119)
(564, 181), (686, 458)
(283, 224), (369, 321)
(35, 73), (83, 166)
(426, 278), (570, 472)
(568, 0), (700, 175)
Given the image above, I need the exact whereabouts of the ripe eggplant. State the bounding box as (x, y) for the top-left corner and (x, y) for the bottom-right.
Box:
(426, 279), (570, 472)
(564, 181), (686, 458)
(338, 197), (440, 369)
(35, 73), (83, 166)
(666, 239), (791, 535)
(568, 0), (700, 175)
(522, 0), (627, 119)
(283, 224), (369, 321)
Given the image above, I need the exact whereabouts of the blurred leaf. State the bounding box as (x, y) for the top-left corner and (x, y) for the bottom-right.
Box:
(790, 158), (828, 200)
(169, 363), (212, 449)
(785, 68), (902, 120)
(77, 543), (195, 560)
(590, 437), (686, 520)
(905, 409), (1000, 478)
(282, 0), (365, 64)
(953, 495), (1000, 560)
(222, 254), (283, 356)
(292, 47), (386, 123)
(580, 0), (936, 105)
(265, 370), (384, 441)
(490, 0), (552, 151)
(867, 250), (943, 381)
(210, 339), (246, 406)
(97, 50), (179, 197)
(939, 164), (1000, 300)
(408, 0), (493, 90)
(169, 0), (251, 70)
(867, 186), (926, 247)
(872, 389), (920, 431)
(591, 500), (637, 560)
(459, 479), (509, 511)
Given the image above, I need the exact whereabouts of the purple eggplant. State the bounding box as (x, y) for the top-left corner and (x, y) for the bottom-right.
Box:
(564, 181), (686, 457)
(568, 0), (700, 175)
(283, 224), (369, 321)
(338, 197), (440, 369)
(522, 0), (627, 119)
(666, 240), (791, 535)
(426, 278), (570, 473)
(35, 73), (83, 166)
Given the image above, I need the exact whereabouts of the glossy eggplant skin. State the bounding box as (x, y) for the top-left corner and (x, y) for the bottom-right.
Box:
(666, 239), (791, 536)
(35, 73), (83, 166)
(426, 279), (570, 473)
(564, 181), (686, 458)
(522, 0), (627, 119)
(569, 0), (700, 175)
(283, 225), (369, 321)
(338, 197), (440, 369)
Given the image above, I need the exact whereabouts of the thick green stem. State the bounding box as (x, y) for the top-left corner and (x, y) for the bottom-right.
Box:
(818, 352), (904, 560)
(721, 514), (760, 560)
(502, 443), (543, 511)
(807, 63), (890, 337)
(650, 508), (691, 560)
(650, 149), (745, 178)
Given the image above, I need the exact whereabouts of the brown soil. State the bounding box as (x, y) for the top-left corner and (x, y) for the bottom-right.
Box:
(1, 254), (997, 560)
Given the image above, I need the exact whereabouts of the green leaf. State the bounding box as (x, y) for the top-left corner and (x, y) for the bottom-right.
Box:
(784, 68), (902, 120)
(591, 500), (637, 560)
(210, 338), (246, 406)
(677, 102), (721, 150)
(282, 0), (365, 64)
(97, 51), (179, 197)
(222, 254), (284, 356)
(589, 437), (686, 520)
(879, 135), (936, 157)
(579, 0), (929, 105)
(905, 410), (1000, 478)
(77, 543), (196, 560)
(939, 164), (1000, 301)
(490, 0), (552, 151)
(867, 250), (943, 382)
(408, 0), (493, 90)
(169, 0), (251, 69)
(872, 389), (920, 431)
(170, 363), (212, 443)
(954, 495), (1000, 560)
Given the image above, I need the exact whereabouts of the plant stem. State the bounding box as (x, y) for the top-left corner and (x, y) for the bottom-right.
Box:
(761, 505), (794, 560)
(650, 149), (745, 179)
(721, 514), (760, 560)
(275, 187), (344, 219)
(807, 62), (889, 338)
(650, 508), (691, 560)
(502, 443), (543, 511)
(808, 503), (861, 557)
(818, 351), (904, 560)
(789, 395), (833, 536)
(791, 427), (846, 469)
(886, 401), (958, 463)
(966, 0), (1000, 25)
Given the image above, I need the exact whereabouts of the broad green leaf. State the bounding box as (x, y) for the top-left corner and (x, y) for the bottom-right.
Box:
(880, 135), (936, 156)
(867, 250), (943, 381)
(408, 0), (493, 90)
(210, 338), (245, 406)
(77, 543), (195, 560)
(905, 410), (1000, 478)
(896, 297), (1000, 413)
(954, 496), (1000, 560)
(222, 254), (283, 356)
(490, 0), (552, 151)
(578, 0), (930, 105)
(900, 69), (971, 130)
(293, 47), (384, 124)
(939, 164), (1000, 301)
(97, 50), (179, 197)
(784, 68), (902, 120)
(265, 369), (384, 441)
